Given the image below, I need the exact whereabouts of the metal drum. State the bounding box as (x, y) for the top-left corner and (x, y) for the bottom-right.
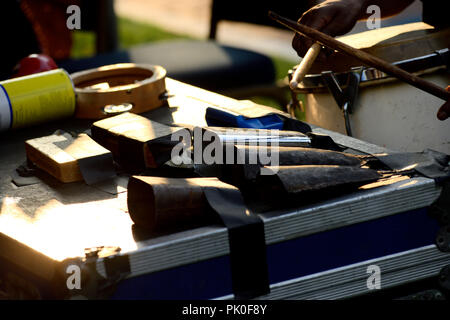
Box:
(291, 24), (450, 154)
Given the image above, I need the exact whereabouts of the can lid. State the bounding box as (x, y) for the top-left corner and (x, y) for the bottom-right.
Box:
(0, 85), (12, 131)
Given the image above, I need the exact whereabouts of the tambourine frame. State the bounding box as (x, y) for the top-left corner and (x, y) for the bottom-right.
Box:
(71, 63), (167, 119)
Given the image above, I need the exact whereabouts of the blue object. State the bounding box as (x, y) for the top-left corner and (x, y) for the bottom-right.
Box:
(205, 106), (285, 130)
(110, 207), (438, 299)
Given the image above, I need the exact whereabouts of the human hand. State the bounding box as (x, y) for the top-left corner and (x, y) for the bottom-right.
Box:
(292, 0), (366, 59)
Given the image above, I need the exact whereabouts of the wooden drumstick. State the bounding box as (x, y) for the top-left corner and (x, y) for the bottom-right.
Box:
(269, 11), (450, 102)
(290, 42), (321, 90)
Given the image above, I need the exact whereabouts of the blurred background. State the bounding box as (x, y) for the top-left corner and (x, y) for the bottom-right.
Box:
(72, 0), (422, 109)
(2, 0), (423, 111)
(73, 0), (422, 78)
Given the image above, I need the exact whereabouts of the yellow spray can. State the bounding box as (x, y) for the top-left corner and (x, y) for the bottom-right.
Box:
(0, 69), (75, 131)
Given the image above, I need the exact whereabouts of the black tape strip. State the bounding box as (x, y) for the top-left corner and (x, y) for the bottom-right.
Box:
(77, 153), (116, 185)
(203, 186), (270, 299)
(375, 149), (450, 182)
(11, 163), (40, 187)
(146, 133), (182, 167)
(53, 134), (116, 185)
(278, 114), (311, 133)
(429, 181), (450, 226)
(10, 171), (40, 187)
(307, 132), (344, 151)
(103, 254), (131, 280)
(278, 115), (344, 151)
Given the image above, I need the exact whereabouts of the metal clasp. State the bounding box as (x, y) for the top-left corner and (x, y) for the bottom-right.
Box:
(321, 67), (363, 137)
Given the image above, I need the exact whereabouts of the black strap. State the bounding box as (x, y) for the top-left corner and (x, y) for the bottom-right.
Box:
(203, 186), (270, 299)
(77, 152), (116, 185)
(146, 133), (185, 167)
(375, 149), (450, 183)
(53, 133), (116, 185)
(278, 114), (311, 133)
(104, 254), (131, 279)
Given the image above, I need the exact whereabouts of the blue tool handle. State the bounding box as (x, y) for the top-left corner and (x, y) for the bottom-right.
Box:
(205, 107), (284, 130)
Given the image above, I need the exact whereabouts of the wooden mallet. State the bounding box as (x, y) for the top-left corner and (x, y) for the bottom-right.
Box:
(290, 42), (322, 90)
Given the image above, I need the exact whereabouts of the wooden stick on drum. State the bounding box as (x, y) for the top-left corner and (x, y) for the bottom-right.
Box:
(290, 42), (321, 90)
(269, 11), (450, 102)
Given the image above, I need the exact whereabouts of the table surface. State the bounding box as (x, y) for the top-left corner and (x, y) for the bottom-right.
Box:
(0, 78), (392, 263)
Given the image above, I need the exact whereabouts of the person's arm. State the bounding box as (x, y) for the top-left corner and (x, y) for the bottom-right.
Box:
(292, 0), (414, 58)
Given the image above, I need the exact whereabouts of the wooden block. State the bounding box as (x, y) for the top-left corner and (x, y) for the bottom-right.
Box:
(91, 113), (185, 171)
(25, 133), (112, 183)
(127, 176), (224, 233)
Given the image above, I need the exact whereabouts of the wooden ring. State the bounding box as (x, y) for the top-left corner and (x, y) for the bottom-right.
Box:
(70, 63), (167, 119)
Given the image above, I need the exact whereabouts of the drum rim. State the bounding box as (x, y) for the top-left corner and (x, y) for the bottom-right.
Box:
(293, 48), (449, 93)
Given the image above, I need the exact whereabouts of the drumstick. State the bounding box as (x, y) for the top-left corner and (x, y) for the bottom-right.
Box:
(290, 42), (321, 90)
(269, 11), (450, 102)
